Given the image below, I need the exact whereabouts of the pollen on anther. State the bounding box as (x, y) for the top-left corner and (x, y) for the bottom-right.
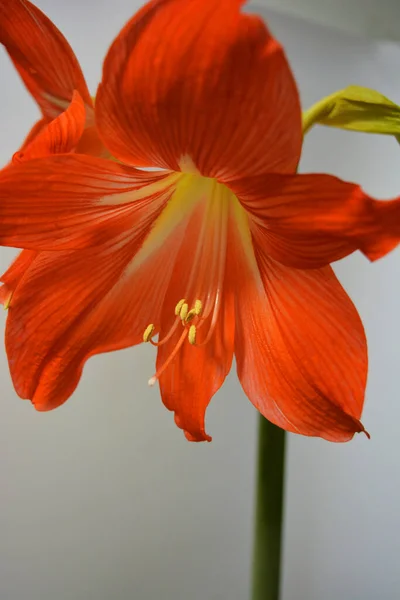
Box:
(188, 325), (197, 345)
(180, 303), (189, 321)
(143, 324), (155, 342)
(148, 376), (157, 387)
(175, 299), (186, 316)
(185, 309), (196, 323)
(194, 299), (203, 316)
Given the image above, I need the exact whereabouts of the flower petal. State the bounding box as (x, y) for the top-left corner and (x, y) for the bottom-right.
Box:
(12, 90), (86, 162)
(5, 210), (185, 409)
(5, 172), (224, 410)
(0, 154), (179, 250)
(230, 172), (400, 268)
(76, 125), (109, 158)
(96, 0), (301, 179)
(303, 86), (400, 136)
(154, 191), (236, 441)
(157, 289), (235, 442)
(232, 222), (368, 442)
(0, 0), (92, 118)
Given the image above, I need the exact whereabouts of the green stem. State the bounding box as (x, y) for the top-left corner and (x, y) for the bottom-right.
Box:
(251, 415), (286, 600)
(302, 95), (334, 135)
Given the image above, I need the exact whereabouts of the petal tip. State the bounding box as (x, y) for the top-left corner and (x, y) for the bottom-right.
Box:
(184, 429), (212, 443)
(174, 412), (212, 442)
(352, 416), (370, 440)
(31, 397), (50, 412)
(361, 426), (371, 440)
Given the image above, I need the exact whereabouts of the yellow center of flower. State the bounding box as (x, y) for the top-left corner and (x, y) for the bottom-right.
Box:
(136, 158), (255, 387)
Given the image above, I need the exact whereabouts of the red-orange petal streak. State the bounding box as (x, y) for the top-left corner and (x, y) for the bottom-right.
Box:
(230, 172), (400, 268)
(96, 0), (302, 178)
(0, 154), (178, 250)
(12, 90), (86, 162)
(232, 221), (368, 442)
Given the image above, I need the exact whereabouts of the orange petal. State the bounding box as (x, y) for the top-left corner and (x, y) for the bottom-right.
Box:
(5, 204), (186, 409)
(2, 94), (102, 309)
(75, 125), (110, 158)
(12, 91), (86, 162)
(157, 291), (234, 442)
(0, 0), (92, 118)
(0, 154), (179, 249)
(154, 196), (236, 441)
(232, 226), (368, 442)
(6, 171), (234, 410)
(96, 0), (301, 178)
(230, 172), (400, 268)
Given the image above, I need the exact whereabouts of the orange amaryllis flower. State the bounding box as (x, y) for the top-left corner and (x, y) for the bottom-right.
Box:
(0, 0), (105, 156)
(1, 0), (400, 443)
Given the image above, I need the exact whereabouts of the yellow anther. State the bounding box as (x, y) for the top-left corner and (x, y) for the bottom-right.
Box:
(175, 299), (186, 316)
(188, 325), (197, 345)
(185, 309), (196, 323)
(143, 324), (155, 342)
(194, 299), (203, 316)
(179, 303), (189, 321)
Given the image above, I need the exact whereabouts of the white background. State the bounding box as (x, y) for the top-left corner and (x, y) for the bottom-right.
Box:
(0, 2), (399, 599)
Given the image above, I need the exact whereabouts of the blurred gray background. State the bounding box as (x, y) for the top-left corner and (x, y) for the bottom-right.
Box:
(263, 0), (400, 41)
(0, 1), (399, 599)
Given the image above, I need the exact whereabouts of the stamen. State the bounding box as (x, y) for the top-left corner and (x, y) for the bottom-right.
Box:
(146, 178), (231, 384)
(175, 298), (186, 316)
(184, 299), (203, 323)
(196, 291), (222, 346)
(194, 300), (203, 316)
(148, 328), (188, 385)
(149, 319), (180, 347)
(147, 298), (191, 349)
(188, 325), (197, 345)
(143, 324), (155, 342)
(185, 309), (196, 323)
(195, 186), (228, 345)
(179, 303), (189, 321)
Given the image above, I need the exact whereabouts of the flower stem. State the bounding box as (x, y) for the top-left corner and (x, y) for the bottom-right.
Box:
(302, 95), (334, 134)
(251, 415), (286, 600)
